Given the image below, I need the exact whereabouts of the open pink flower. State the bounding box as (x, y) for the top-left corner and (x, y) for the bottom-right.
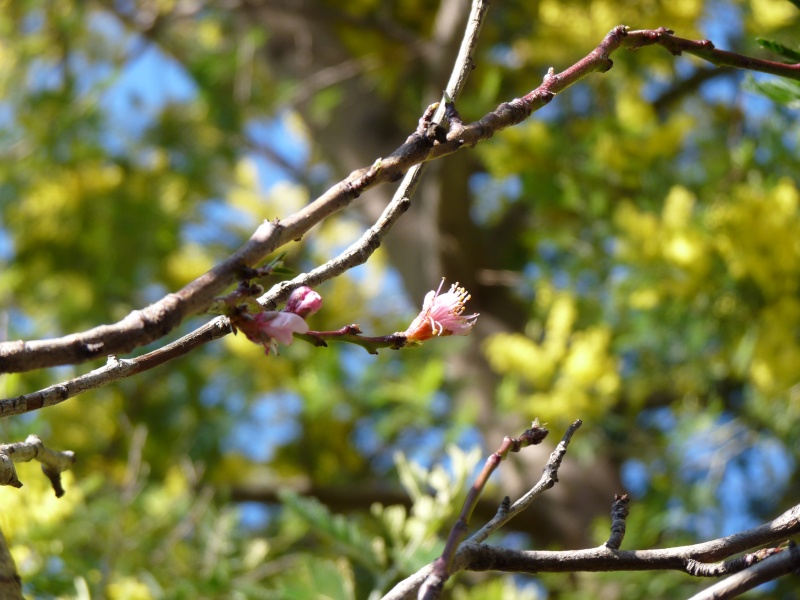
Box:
(404, 279), (479, 343)
(229, 286), (324, 355)
(233, 310), (309, 355)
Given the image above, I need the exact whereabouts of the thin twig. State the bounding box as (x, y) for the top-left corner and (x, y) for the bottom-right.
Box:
(0, 318), (233, 417)
(297, 326), (407, 354)
(453, 533), (795, 579)
(385, 420), (577, 600)
(632, 26), (800, 79)
(418, 421), (550, 600)
(0, 174), (410, 417)
(687, 543), (800, 600)
(265, 0), (488, 309)
(468, 419), (583, 545)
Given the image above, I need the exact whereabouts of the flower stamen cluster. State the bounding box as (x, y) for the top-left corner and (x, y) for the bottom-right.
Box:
(404, 279), (479, 343)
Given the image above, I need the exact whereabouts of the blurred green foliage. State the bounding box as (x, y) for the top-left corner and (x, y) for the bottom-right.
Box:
(1, 0), (800, 598)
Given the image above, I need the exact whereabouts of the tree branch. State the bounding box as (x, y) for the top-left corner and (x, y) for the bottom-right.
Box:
(0, 0), (489, 416)
(384, 493), (800, 600)
(467, 419), (583, 546)
(0, 435), (76, 497)
(453, 524), (799, 577)
(635, 27), (800, 79)
(687, 543), (800, 600)
(383, 421), (579, 600)
(2, 24), (798, 390)
(419, 421), (550, 600)
(0, 318), (234, 417)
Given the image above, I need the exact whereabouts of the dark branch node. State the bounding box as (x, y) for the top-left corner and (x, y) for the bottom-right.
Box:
(605, 493), (631, 550)
(612, 24), (630, 39)
(79, 341), (105, 360)
(444, 100), (464, 132)
(599, 58), (614, 72)
(348, 186), (362, 199)
(233, 279), (265, 296)
(686, 558), (720, 577)
(416, 101), (439, 135)
(428, 123), (449, 144)
(595, 25), (628, 55)
(237, 259), (282, 284)
(525, 422), (550, 445)
(343, 175), (366, 199)
(41, 465), (66, 498)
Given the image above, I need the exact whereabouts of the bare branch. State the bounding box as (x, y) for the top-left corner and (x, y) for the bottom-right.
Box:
(469, 419), (583, 545)
(453, 522), (799, 578)
(488, 500), (800, 573)
(385, 500), (800, 600)
(419, 422), (550, 600)
(2, 19), (798, 423)
(0, 435), (76, 497)
(384, 420), (576, 600)
(0, 319), (232, 417)
(265, 0), (487, 311)
(688, 544), (800, 600)
(630, 27), (800, 80)
(0, 171), (411, 417)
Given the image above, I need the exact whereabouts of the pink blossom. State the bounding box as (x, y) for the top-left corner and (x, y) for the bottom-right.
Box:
(404, 279), (479, 343)
(234, 310), (309, 355)
(229, 286), (324, 355)
(285, 286), (323, 318)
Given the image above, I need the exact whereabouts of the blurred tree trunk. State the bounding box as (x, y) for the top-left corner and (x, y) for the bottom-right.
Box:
(111, 0), (624, 547)
(0, 528), (23, 600)
(242, 0), (623, 548)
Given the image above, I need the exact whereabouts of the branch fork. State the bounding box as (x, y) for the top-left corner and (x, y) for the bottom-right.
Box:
(0, 435), (76, 497)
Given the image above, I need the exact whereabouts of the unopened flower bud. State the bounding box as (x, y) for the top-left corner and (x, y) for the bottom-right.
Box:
(285, 286), (323, 318)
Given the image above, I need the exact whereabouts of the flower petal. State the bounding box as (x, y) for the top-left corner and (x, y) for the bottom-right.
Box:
(403, 279), (478, 342)
(261, 311), (309, 345)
